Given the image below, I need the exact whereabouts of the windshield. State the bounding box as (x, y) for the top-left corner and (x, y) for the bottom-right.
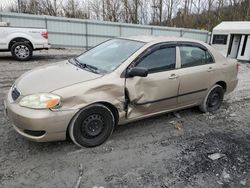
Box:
(76, 39), (145, 73)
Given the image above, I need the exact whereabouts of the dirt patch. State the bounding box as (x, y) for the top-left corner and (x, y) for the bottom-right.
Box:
(178, 132), (250, 185)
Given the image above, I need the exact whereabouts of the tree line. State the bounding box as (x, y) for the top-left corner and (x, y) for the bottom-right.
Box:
(6, 0), (250, 31)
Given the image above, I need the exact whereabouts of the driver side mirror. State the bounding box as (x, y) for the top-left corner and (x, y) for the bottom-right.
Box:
(127, 67), (148, 78)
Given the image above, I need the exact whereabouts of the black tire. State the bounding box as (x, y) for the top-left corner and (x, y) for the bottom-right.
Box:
(11, 42), (33, 61)
(199, 84), (224, 113)
(69, 104), (115, 147)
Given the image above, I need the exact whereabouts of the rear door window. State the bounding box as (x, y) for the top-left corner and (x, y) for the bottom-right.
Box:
(179, 46), (213, 68)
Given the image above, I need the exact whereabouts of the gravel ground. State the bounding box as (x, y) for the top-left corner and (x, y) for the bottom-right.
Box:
(0, 50), (250, 188)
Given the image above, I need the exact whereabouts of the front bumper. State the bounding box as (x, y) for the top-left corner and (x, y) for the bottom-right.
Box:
(5, 91), (77, 142)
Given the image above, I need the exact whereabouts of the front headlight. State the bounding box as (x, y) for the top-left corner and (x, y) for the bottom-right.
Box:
(19, 93), (61, 109)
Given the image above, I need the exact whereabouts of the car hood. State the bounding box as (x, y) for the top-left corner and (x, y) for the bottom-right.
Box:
(15, 61), (103, 95)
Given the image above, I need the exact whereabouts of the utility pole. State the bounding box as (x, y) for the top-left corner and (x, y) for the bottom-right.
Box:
(152, 5), (156, 24)
(248, 0), (250, 20)
(159, 0), (163, 24)
(53, 0), (57, 16)
(18, 0), (21, 13)
(72, 0), (75, 18)
(135, 0), (138, 24)
(102, 0), (105, 21)
(152, 0), (157, 24)
(34, 0), (37, 14)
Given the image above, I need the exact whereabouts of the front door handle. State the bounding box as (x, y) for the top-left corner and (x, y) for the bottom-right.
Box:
(169, 74), (179, 79)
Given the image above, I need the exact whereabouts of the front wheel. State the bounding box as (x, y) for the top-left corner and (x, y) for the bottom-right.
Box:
(69, 104), (115, 147)
(11, 42), (33, 61)
(199, 84), (224, 113)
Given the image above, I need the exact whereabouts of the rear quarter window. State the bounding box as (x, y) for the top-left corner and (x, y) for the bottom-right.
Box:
(180, 46), (214, 68)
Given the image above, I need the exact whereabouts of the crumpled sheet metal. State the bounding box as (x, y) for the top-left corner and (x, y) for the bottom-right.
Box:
(52, 74), (127, 124)
(125, 75), (178, 119)
(125, 77), (156, 119)
(52, 70), (178, 124)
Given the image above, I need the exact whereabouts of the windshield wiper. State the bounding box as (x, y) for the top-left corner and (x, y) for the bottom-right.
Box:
(71, 58), (100, 74)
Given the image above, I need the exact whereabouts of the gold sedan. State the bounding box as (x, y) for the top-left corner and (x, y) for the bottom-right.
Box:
(4, 36), (238, 147)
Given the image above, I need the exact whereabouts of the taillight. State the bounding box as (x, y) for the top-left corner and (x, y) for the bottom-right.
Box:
(237, 63), (240, 71)
(41, 31), (48, 39)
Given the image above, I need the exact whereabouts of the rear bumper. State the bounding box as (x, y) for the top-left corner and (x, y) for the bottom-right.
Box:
(5, 91), (77, 142)
(43, 43), (51, 49)
(33, 43), (51, 50)
(226, 78), (238, 94)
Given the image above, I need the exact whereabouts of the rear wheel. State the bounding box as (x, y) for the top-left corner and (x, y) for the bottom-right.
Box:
(69, 104), (115, 147)
(11, 42), (33, 61)
(199, 84), (224, 113)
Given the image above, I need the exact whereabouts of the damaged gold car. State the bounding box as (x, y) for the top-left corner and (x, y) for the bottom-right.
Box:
(4, 36), (238, 147)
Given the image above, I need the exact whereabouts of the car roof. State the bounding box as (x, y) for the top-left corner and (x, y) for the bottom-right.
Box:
(119, 35), (226, 61)
(120, 35), (204, 45)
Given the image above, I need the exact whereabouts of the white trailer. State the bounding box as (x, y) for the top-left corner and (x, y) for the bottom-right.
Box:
(211, 21), (250, 62)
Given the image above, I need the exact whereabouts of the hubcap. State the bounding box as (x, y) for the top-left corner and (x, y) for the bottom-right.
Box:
(81, 114), (104, 137)
(208, 92), (220, 107)
(15, 45), (29, 59)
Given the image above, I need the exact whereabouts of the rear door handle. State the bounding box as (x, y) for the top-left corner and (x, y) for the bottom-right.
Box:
(207, 67), (215, 72)
(169, 74), (179, 79)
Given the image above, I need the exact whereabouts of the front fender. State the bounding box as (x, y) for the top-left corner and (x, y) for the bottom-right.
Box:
(52, 74), (126, 123)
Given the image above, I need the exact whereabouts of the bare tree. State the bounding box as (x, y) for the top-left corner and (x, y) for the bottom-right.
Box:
(192, 0), (203, 14)
(39, 0), (59, 16)
(151, 0), (159, 24)
(63, 0), (88, 18)
(89, 0), (102, 20)
(164, 0), (180, 26)
(104, 0), (122, 22)
(122, 0), (129, 22)
(139, 0), (150, 24)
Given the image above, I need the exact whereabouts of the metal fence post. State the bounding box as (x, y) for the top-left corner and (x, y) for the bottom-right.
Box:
(45, 17), (48, 29)
(119, 24), (122, 36)
(207, 32), (211, 44)
(85, 21), (89, 49)
(180, 29), (183, 37)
